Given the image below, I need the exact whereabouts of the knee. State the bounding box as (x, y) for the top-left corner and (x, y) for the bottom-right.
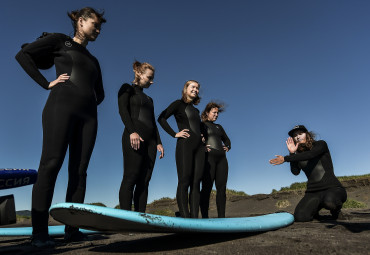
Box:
(192, 179), (201, 190)
(121, 177), (135, 187)
(294, 209), (313, 222)
(77, 160), (89, 175)
(136, 179), (150, 190)
(201, 182), (213, 192)
(39, 157), (63, 176)
(215, 183), (226, 194)
(323, 197), (342, 211)
(178, 176), (191, 188)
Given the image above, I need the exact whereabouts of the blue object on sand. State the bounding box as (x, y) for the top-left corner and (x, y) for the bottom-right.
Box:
(49, 202), (294, 233)
(0, 225), (97, 236)
(0, 169), (37, 190)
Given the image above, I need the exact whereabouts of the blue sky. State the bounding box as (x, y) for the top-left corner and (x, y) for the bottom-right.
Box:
(1, 0), (370, 211)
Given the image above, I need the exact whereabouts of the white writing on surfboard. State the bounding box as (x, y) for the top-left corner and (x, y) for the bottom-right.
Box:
(0, 177), (31, 188)
(0, 169), (32, 171)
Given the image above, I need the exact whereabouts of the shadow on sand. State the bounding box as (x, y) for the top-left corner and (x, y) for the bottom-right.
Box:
(0, 234), (110, 255)
(89, 232), (262, 253)
(326, 222), (370, 233)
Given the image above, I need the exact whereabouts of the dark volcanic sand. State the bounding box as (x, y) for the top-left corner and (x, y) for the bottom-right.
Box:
(1, 177), (370, 255)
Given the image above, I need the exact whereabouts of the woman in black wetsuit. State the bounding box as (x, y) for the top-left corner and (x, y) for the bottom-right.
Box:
(118, 61), (164, 212)
(15, 7), (106, 247)
(158, 80), (205, 218)
(269, 125), (347, 222)
(199, 102), (231, 218)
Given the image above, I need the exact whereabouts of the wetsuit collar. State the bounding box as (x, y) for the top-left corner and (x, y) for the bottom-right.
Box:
(133, 84), (144, 92)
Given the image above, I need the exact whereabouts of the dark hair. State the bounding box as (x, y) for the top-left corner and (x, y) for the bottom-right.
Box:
(297, 131), (316, 152)
(181, 80), (201, 105)
(201, 101), (225, 122)
(132, 61), (155, 84)
(67, 7), (106, 36)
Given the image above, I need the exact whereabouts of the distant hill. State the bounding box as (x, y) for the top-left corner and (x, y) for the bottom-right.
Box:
(16, 210), (31, 217)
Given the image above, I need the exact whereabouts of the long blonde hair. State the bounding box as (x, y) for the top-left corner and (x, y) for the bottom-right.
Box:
(67, 7), (106, 36)
(181, 80), (201, 105)
(132, 61), (155, 85)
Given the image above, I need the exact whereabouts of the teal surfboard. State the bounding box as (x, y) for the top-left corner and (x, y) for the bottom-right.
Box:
(50, 203), (294, 233)
(0, 225), (97, 236)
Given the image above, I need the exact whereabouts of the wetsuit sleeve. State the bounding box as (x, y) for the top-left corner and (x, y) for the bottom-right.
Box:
(155, 126), (162, 145)
(200, 122), (207, 138)
(94, 59), (105, 105)
(15, 34), (61, 89)
(289, 156), (301, 175)
(284, 140), (328, 162)
(118, 84), (136, 134)
(157, 100), (181, 138)
(219, 125), (231, 150)
(150, 97), (162, 145)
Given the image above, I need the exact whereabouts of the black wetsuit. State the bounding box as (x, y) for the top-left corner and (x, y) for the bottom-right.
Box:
(200, 121), (231, 218)
(158, 100), (205, 218)
(118, 83), (162, 212)
(284, 140), (347, 222)
(15, 33), (104, 235)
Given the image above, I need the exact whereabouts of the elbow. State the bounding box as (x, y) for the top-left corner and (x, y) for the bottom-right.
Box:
(97, 94), (105, 105)
(15, 50), (24, 64)
(291, 170), (300, 176)
(157, 115), (164, 125)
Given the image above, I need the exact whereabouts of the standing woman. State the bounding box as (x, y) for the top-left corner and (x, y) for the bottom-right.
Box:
(199, 102), (231, 218)
(118, 61), (164, 212)
(15, 7), (106, 247)
(269, 125), (347, 222)
(158, 80), (205, 218)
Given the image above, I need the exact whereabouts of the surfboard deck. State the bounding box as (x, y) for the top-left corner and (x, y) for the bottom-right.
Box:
(0, 169), (37, 190)
(50, 203), (294, 234)
(0, 225), (98, 236)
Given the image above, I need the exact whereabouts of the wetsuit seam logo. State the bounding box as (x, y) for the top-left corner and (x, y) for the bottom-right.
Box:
(65, 41), (72, 47)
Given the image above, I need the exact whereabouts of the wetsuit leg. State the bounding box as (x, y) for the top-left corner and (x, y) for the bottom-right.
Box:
(215, 153), (228, 218)
(119, 131), (146, 211)
(321, 187), (347, 215)
(133, 138), (157, 212)
(32, 99), (71, 235)
(189, 144), (205, 218)
(175, 139), (193, 218)
(200, 153), (216, 218)
(294, 192), (321, 222)
(65, 115), (97, 233)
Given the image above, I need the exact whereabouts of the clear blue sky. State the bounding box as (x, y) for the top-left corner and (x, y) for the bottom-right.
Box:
(1, 0), (370, 211)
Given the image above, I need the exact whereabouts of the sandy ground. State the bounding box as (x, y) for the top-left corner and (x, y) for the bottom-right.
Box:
(1, 178), (369, 255)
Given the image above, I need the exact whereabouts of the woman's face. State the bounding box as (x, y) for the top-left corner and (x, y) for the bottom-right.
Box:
(137, 69), (154, 88)
(292, 131), (307, 144)
(80, 14), (101, 41)
(207, 107), (219, 122)
(185, 82), (199, 100)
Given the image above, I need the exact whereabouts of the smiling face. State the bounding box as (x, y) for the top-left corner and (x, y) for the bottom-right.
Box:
(207, 107), (219, 122)
(292, 130), (307, 144)
(185, 82), (200, 101)
(79, 14), (101, 41)
(137, 69), (154, 88)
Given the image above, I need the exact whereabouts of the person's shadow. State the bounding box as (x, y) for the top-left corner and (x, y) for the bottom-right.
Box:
(325, 211), (370, 233)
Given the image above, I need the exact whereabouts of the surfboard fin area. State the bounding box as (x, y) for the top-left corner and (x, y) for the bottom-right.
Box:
(49, 203), (294, 234)
(0, 195), (16, 226)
